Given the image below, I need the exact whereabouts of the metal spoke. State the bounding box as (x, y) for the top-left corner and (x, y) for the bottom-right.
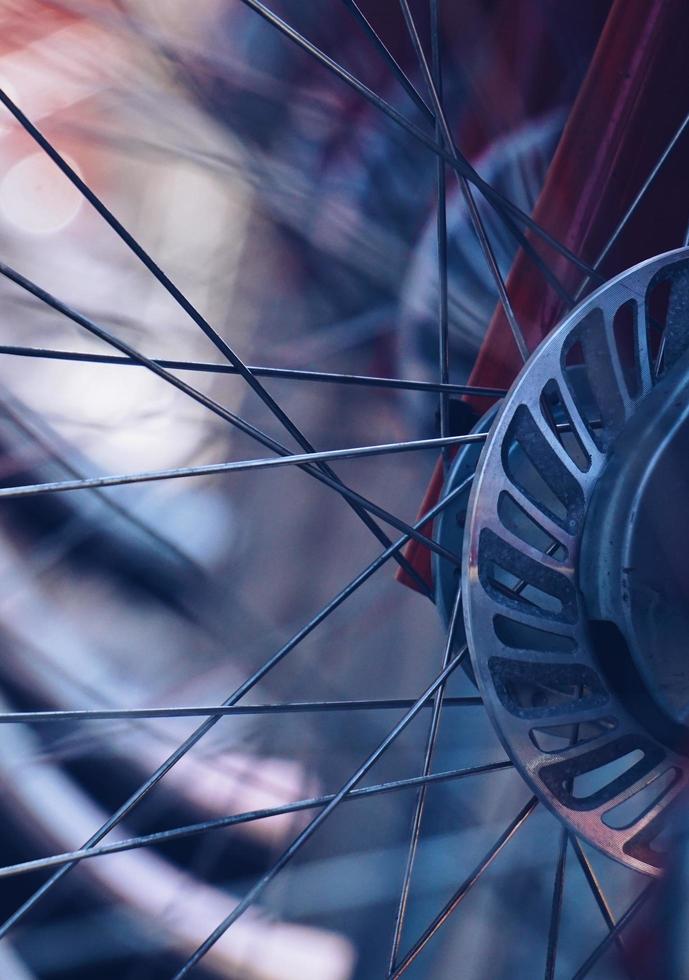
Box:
(0, 432), (489, 502)
(570, 836), (630, 965)
(398, 0), (529, 363)
(390, 797), (539, 978)
(0, 344), (507, 397)
(544, 829), (568, 980)
(0, 760), (512, 881)
(0, 474), (472, 940)
(173, 646), (469, 978)
(342, 0), (574, 334)
(0, 262), (458, 576)
(389, 532), (551, 976)
(0, 87), (375, 457)
(339, 0), (431, 116)
(0, 391), (200, 573)
(388, 584), (463, 973)
(334, 5), (576, 344)
(0, 696), (483, 725)
(0, 92), (437, 595)
(235, 0), (598, 281)
(544, 699), (577, 980)
(341, 0), (574, 304)
(577, 108), (689, 300)
(572, 884), (655, 980)
(429, 0), (451, 462)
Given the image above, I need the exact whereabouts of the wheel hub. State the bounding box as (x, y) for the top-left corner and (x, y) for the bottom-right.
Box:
(437, 248), (689, 875)
(581, 343), (689, 742)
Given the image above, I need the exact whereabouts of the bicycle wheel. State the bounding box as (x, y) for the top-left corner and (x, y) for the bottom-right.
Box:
(0, 1), (687, 978)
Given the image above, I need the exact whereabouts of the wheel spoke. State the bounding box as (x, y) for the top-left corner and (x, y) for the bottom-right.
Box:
(0, 92), (438, 595)
(0, 760), (512, 881)
(0, 261), (459, 577)
(390, 797), (539, 978)
(0, 475), (472, 940)
(339, 0), (431, 116)
(234, 0), (598, 280)
(398, 0), (528, 363)
(0, 696), (483, 725)
(0, 345), (507, 397)
(391, 523), (559, 977)
(0, 391), (201, 573)
(544, 829), (568, 980)
(570, 837), (631, 967)
(572, 884), (656, 980)
(577, 108), (689, 300)
(388, 580), (463, 972)
(172, 646), (469, 979)
(429, 0), (451, 462)
(341, 0), (574, 304)
(0, 87), (365, 451)
(0, 433), (488, 502)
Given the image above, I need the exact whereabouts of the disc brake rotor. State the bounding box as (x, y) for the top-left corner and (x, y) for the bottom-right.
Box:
(440, 247), (689, 876)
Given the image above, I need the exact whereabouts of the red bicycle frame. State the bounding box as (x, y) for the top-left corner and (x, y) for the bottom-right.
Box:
(397, 0), (689, 593)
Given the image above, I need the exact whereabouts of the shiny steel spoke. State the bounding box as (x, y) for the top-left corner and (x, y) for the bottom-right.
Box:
(235, 0), (597, 281)
(173, 646), (469, 979)
(340, 0), (572, 304)
(577, 108), (689, 300)
(0, 433), (488, 502)
(0, 262), (458, 576)
(572, 884), (656, 980)
(0, 87), (371, 455)
(0, 475), (472, 941)
(570, 837), (630, 966)
(0, 696), (483, 725)
(0, 93), (438, 595)
(390, 530), (553, 975)
(544, 712), (576, 980)
(0, 392), (200, 573)
(391, 797), (539, 978)
(544, 829), (568, 980)
(339, 0), (431, 116)
(0, 345), (506, 397)
(388, 584), (463, 973)
(429, 0), (451, 461)
(0, 760), (512, 881)
(398, 0), (528, 363)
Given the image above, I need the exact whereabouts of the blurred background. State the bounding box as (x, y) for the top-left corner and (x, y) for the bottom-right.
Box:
(0, 2), (648, 977)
